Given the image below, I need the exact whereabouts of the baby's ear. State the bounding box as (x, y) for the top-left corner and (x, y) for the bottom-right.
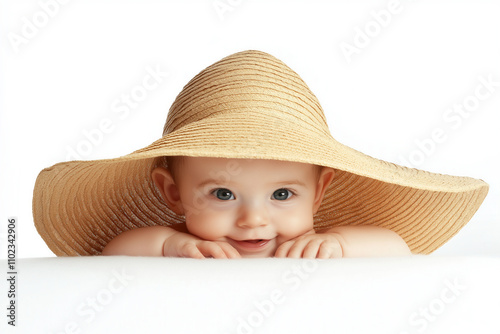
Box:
(151, 167), (184, 215)
(313, 167), (335, 214)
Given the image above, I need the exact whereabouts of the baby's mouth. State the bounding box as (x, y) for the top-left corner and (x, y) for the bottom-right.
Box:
(230, 238), (272, 251)
(244, 239), (264, 243)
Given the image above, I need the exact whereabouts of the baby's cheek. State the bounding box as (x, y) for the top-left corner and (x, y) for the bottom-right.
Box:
(277, 211), (314, 241)
(185, 214), (228, 240)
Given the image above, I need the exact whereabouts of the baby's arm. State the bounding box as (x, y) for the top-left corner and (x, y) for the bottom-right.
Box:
(275, 225), (411, 258)
(101, 226), (241, 259)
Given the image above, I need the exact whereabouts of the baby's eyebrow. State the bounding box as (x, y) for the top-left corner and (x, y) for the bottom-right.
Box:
(270, 180), (307, 188)
(197, 179), (239, 188)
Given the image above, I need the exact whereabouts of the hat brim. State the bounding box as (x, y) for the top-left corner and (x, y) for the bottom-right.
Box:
(33, 110), (489, 256)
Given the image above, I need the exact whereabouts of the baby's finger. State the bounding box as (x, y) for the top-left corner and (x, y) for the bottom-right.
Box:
(197, 241), (228, 259)
(284, 238), (311, 258)
(274, 240), (294, 258)
(302, 239), (323, 259)
(216, 242), (241, 259)
(318, 240), (343, 259)
(182, 243), (206, 259)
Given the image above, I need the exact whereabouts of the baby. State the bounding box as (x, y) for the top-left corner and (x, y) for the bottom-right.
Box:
(102, 156), (411, 258)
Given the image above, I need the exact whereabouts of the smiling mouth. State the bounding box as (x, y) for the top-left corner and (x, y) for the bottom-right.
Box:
(231, 238), (271, 251)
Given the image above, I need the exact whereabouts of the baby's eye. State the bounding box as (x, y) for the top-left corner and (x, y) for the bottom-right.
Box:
(272, 188), (292, 201)
(213, 188), (235, 200)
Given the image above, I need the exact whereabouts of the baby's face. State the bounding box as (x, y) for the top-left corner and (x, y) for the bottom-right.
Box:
(172, 157), (331, 257)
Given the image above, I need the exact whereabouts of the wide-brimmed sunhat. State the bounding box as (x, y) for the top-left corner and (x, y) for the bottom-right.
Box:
(33, 50), (488, 256)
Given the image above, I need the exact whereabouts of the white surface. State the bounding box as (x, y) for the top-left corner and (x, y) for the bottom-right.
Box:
(1, 0), (499, 259)
(1, 256), (499, 333)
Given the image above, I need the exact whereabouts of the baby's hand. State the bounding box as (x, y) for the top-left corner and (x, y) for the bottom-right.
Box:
(163, 232), (241, 259)
(274, 231), (344, 259)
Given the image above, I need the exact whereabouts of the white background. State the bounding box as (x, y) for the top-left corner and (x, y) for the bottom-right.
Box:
(1, 0), (499, 259)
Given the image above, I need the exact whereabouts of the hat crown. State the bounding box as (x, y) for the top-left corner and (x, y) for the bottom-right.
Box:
(163, 50), (330, 136)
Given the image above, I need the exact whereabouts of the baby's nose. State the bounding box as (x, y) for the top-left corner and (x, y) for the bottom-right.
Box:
(236, 205), (268, 228)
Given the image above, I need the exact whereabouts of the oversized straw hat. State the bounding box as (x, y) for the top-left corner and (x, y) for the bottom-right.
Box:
(33, 50), (488, 256)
